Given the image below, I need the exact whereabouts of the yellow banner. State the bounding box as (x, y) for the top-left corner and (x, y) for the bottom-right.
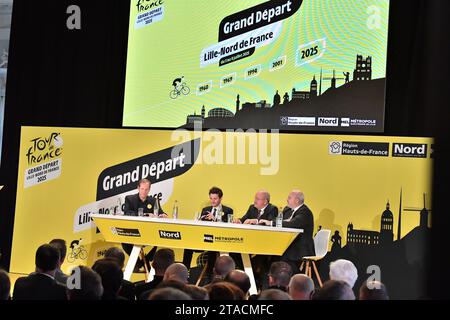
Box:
(11, 127), (432, 275)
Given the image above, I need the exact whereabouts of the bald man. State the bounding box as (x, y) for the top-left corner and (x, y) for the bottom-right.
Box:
(233, 190), (279, 288)
(288, 274), (314, 300)
(236, 190), (278, 225)
(271, 190), (315, 273)
(163, 263), (189, 284)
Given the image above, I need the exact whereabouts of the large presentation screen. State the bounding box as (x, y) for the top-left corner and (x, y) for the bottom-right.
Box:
(123, 0), (390, 132)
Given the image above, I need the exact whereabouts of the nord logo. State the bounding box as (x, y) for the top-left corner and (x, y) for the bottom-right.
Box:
(393, 143), (427, 158)
(318, 117), (339, 126)
(159, 230), (182, 240)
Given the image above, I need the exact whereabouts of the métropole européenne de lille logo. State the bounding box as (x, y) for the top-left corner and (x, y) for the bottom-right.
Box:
(26, 132), (63, 165)
(203, 234), (244, 243)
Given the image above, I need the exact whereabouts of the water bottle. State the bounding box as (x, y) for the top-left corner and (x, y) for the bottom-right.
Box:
(276, 207), (283, 228)
(173, 200), (178, 220)
(116, 198), (123, 215)
(154, 198), (159, 215)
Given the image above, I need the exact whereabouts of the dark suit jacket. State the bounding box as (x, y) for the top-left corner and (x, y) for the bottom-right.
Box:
(124, 194), (165, 216)
(119, 279), (135, 300)
(54, 268), (68, 287)
(281, 204), (315, 261)
(240, 203), (278, 223)
(13, 273), (67, 300)
(200, 205), (233, 222)
(136, 275), (164, 300)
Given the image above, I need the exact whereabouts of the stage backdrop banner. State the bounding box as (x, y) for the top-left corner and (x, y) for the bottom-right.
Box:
(11, 127), (432, 298)
(123, 0), (390, 132)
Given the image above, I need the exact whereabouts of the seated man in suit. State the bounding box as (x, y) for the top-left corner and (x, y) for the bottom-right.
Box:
(124, 178), (168, 218)
(182, 187), (233, 277)
(13, 244), (67, 300)
(234, 190), (278, 225)
(122, 178), (168, 272)
(232, 190), (279, 287)
(264, 190), (315, 274)
(199, 187), (234, 222)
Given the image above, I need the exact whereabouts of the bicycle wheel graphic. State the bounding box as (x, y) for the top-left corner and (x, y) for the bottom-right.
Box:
(78, 248), (88, 260)
(67, 251), (76, 263)
(170, 90), (179, 99)
(181, 86), (190, 95)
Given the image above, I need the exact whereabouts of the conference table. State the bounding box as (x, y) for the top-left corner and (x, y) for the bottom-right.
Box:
(90, 214), (303, 295)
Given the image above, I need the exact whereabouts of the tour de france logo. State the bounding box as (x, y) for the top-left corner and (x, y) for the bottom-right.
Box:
(26, 132), (64, 165)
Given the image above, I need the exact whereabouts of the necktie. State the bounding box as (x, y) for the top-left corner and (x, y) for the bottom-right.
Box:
(212, 208), (217, 221)
(288, 208), (296, 221)
(258, 209), (264, 219)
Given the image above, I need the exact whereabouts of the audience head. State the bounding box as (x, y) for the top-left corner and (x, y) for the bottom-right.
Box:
(49, 239), (67, 266)
(311, 280), (356, 300)
(163, 263), (189, 283)
(66, 266), (103, 300)
(259, 289), (291, 300)
(329, 259), (358, 288)
(104, 247), (126, 269)
(92, 258), (123, 299)
(208, 282), (245, 300)
(0, 270), (11, 300)
(152, 248), (175, 276)
(288, 274), (314, 300)
(359, 281), (389, 300)
(224, 270), (251, 295)
(183, 284), (209, 300)
(35, 244), (60, 275)
(268, 261), (293, 290)
(148, 287), (191, 300)
(213, 255), (235, 279)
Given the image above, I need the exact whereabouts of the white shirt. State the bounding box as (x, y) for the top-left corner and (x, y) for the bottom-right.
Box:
(257, 204), (268, 219)
(211, 204), (223, 221)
